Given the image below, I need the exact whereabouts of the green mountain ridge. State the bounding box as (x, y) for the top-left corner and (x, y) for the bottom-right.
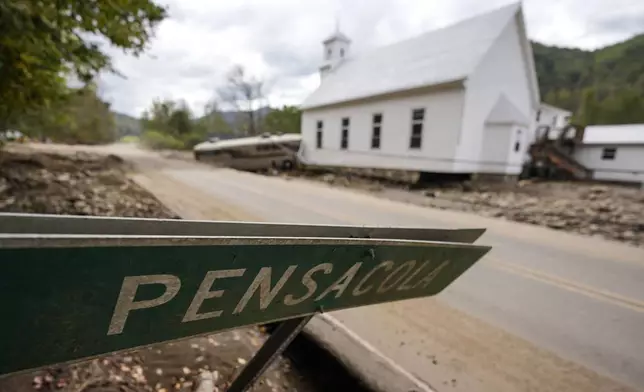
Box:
(532, 33), (644, 124)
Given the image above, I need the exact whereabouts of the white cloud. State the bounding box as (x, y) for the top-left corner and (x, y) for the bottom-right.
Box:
(99, 0), (644, 117)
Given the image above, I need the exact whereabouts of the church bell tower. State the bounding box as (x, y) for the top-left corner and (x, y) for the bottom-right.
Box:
(320, 24), (351, 79)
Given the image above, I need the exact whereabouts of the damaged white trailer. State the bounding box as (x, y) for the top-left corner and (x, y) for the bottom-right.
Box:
(193, 133), (301, 171)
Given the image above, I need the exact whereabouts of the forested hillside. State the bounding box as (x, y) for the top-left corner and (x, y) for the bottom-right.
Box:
(17, 86), (117, 144)
(0, 0), (165, 144)
(113, 112), (141, 137)
(533, 34), (644, 125)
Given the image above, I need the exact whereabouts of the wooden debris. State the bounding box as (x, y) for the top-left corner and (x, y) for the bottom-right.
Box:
(32, 376), (43, 390)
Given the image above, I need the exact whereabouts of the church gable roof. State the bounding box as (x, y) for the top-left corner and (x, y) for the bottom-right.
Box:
(302, 3), (521, 110)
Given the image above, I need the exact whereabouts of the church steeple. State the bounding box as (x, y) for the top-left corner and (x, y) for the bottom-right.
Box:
(320, 23), (351, 79)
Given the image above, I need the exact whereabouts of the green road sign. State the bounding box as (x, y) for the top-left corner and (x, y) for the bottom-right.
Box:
(0, 215), (490, 377)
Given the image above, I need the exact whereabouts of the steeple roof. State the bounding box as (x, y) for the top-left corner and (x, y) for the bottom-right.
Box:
(323, 30), (351, 44)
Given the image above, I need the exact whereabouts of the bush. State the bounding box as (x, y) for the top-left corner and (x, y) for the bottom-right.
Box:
(141, 130), (185, 150)
(181, 132), (208, 149)
(120, 135), (140, 144)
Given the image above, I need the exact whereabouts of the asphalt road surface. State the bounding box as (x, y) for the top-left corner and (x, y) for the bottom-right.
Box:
(54, 144), (644, 392)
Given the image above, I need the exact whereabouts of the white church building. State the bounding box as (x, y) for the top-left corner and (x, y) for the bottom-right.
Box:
(299, 3), (540, 177)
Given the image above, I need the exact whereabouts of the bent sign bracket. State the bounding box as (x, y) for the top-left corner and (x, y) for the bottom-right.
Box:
(0, 213), (491, 392)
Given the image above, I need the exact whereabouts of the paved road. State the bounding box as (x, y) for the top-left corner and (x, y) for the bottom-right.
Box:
(102, 145), (644, 391)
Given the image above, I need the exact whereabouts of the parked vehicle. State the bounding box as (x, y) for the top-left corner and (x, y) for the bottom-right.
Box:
(193, 133), (301, 171)
(0, 130), (27, 143)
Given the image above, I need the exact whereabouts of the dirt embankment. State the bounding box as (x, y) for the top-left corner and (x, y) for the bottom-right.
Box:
(0, 149), (318, 392)
(277, 170), (644, 247)
(0, 150), (176, 218)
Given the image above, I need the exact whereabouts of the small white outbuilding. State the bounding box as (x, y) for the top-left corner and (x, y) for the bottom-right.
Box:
(299, 3), (540, 177)
(573, 124), (644, 184)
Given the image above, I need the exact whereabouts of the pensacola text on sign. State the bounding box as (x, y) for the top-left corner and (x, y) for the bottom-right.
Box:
(0, 236), (489, 376)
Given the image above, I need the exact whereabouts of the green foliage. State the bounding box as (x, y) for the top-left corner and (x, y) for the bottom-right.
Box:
(67, 88), (117, 144)
(141, 99), (195, 137)
(600, 89), (644, 124)
(139, 99), (302, 150)
(533, 34), (644, 124)
(197, 100), (234, 135)
(141, 130), (184, 150)
(141, 99), (213, 150)
(114, 113), (142, 137)
(0, 0), (166, 128)
(262, 106), (301, 134)
(574, 87), (644, 126)
(120, 135), (140, 144)
(18, 86), (116, 144)
(168, 101), (193, 136)
(577, 88), (597, 125)
(180, 132), (208, 149)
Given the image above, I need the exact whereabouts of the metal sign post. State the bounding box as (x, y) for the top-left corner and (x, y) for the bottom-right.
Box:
(227, 315), (313, 392)
(0, 213), (491, 391)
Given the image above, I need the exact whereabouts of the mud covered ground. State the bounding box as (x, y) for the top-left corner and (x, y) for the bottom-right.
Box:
(0, 329), (314, 392)
(414, 180), (644, 246)
(0, 150), (176, 218)
(0, 148), (332, 392)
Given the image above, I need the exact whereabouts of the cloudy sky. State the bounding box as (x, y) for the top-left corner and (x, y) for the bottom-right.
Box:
(99, 0), (644, 117)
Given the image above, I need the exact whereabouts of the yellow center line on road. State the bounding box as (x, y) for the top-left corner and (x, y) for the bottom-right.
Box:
(180, 170), (644, 314)
(487, 258), (644, 313)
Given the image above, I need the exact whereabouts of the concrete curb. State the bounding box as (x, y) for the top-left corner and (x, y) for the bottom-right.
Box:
(304, 314), (435, 392)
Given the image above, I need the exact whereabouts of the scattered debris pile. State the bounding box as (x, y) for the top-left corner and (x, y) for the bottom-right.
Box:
(278, 168), (644, 247)
(0, 150), (177, 218)
(0, 149), (319, 392)
(2, 329), (308, 392)
(277, 170), (386, 193)
(418, 181), (644, 246)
